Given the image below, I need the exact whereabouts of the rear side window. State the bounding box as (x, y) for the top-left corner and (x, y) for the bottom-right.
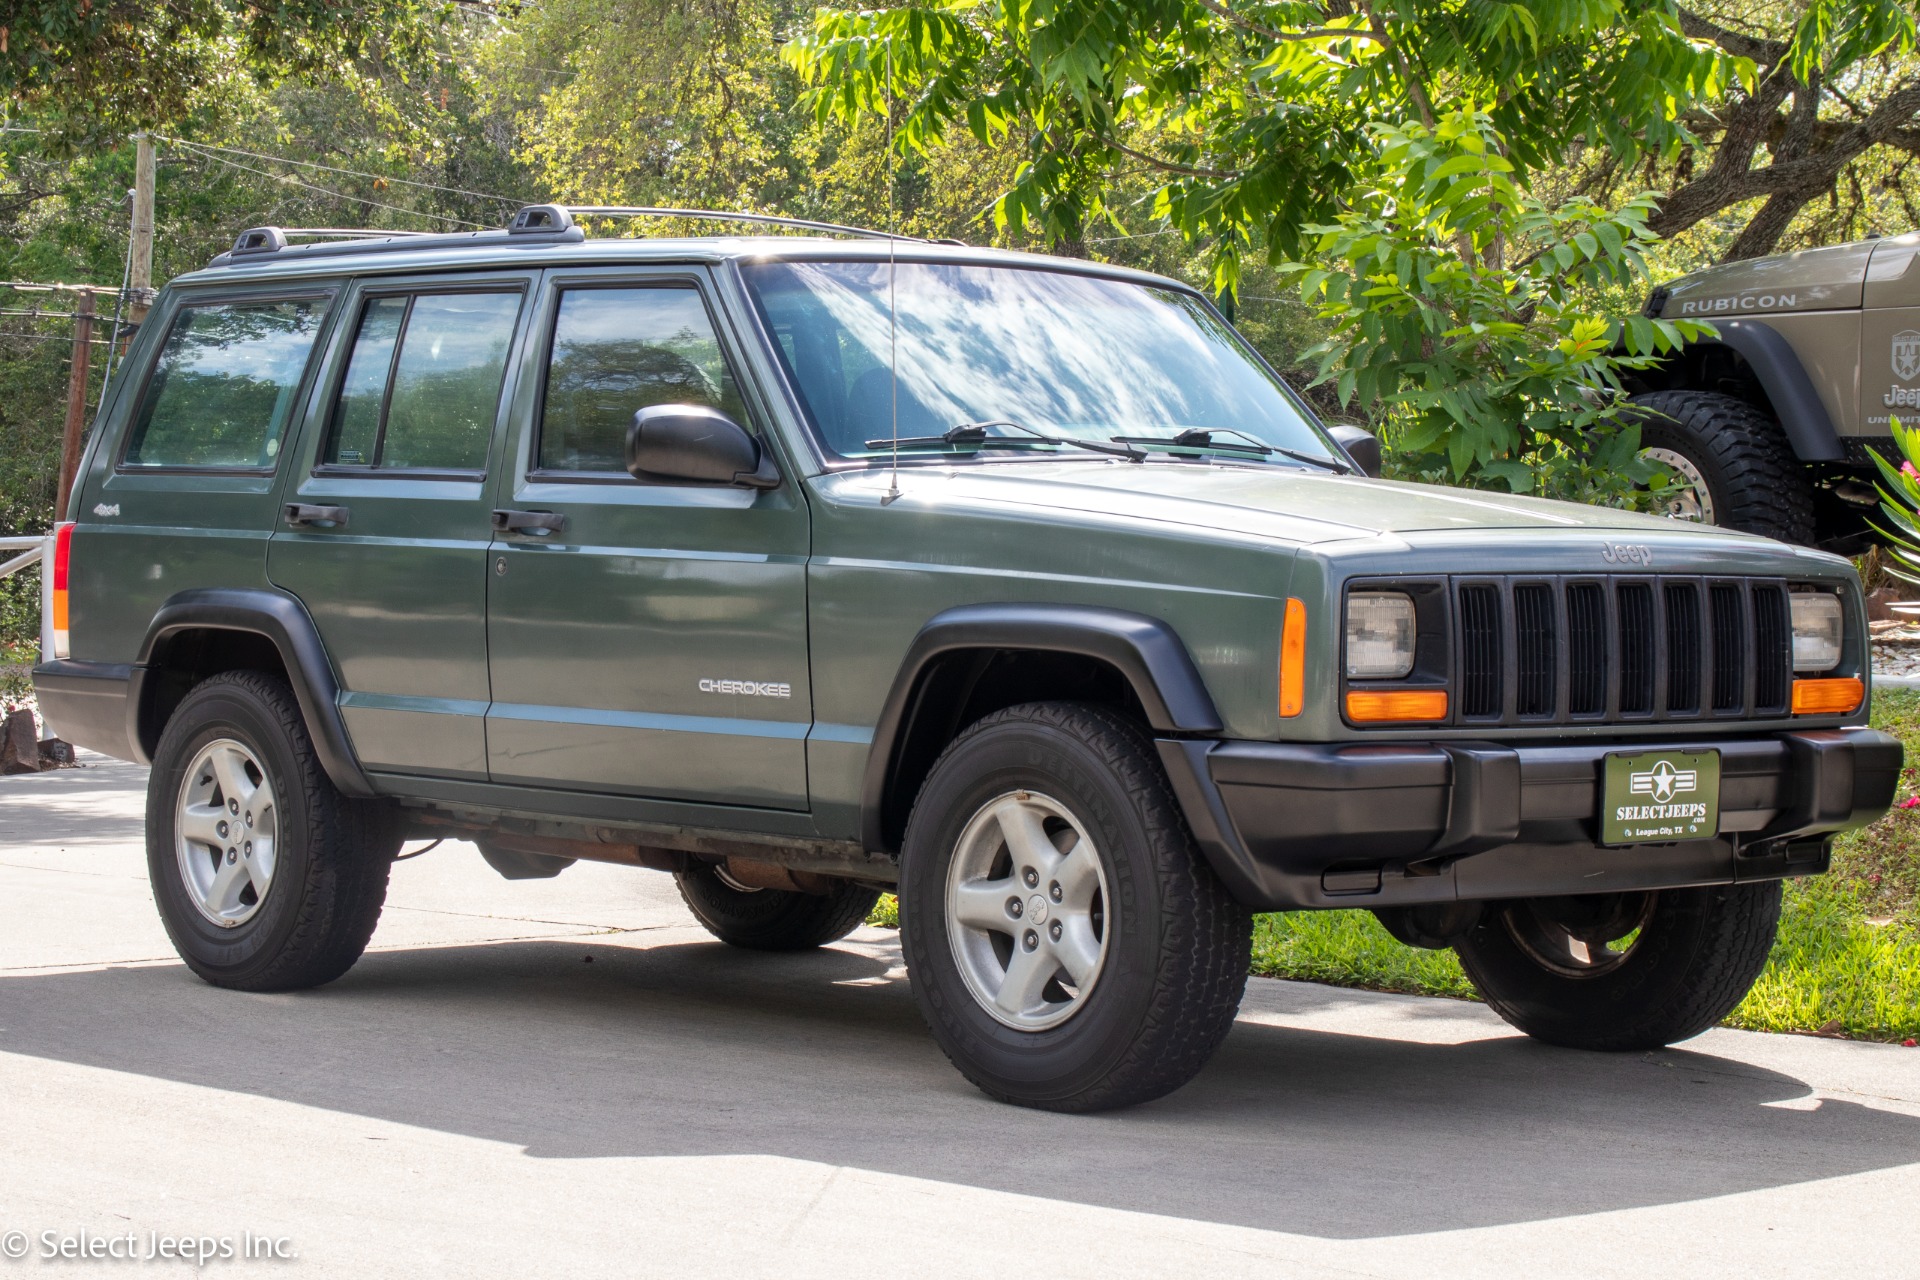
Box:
(537, 286), (746, 473)
(123, 298), (329, 469)
(323, 290), (522, 472)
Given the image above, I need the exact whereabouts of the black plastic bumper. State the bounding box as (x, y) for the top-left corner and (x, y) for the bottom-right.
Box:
(32, 659), (140, 760)
(1157, 728), (1902, 911)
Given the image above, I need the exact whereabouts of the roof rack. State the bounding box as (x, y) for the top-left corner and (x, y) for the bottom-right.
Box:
(208, 202), (945, 268)
(520, 204), (926, 243)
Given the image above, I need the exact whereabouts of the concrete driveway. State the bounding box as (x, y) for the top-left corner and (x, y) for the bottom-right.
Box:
(2, 758), (1918, 1278)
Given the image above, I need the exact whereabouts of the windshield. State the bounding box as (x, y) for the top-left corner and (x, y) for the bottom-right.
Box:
(738, 260), (1336, 466)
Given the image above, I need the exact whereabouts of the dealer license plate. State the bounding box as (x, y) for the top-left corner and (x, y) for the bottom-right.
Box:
(1600, 749), (1721, 846)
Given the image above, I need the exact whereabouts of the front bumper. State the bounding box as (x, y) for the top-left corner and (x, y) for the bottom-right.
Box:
(1157, 728), (1902, 911)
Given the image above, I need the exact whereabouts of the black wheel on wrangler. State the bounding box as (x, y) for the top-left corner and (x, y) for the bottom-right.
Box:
(1628, 390), (1815, 544)
(146, 671), (398, 991)
(899, 702), (1252, 1112)
(674, 862), (880, 951)
(1453, 881), (1782, 1050)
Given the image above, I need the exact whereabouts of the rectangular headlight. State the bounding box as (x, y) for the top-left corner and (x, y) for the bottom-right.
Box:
(1346, 592), (1416, 679)
(1790, 592), (1844, 673)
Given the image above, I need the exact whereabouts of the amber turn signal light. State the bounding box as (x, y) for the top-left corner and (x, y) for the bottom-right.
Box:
(1346, 689), (1449, 723)
(1791, 677), (1863, 716)
(1279, 598), (1307, 717)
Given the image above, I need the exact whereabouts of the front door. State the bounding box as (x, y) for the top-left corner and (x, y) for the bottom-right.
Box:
(484, 267), (812, 809)
(269, 272), (534, 778)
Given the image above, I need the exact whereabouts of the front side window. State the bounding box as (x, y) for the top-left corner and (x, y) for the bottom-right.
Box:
(123, 298), (329, 469)
(323, 291), (522, 472)
(537, 286), (747, 473)
(739, 261), (1335, 467)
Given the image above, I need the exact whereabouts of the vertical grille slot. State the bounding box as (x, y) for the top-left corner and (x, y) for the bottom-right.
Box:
(1513, 583), (1556, 717)
(1617, 582), (1655, 714)
(1458, 584), (1502, 718)
(1753, 584), (1791, 713)
(1566, 583), (1607, 716)
(1710, 583), (1745, 712)
(1665, 582), (1702, 713)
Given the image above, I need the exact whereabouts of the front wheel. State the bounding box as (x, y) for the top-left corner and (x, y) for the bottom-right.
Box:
(1452, 882), (1782, 1050)
(1628, 390), (1815, 544)
(899, 702), (1252, 1112)
(674, 861), (880, 951)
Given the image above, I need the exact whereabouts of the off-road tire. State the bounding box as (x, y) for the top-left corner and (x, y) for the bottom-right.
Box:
(675, 861), (880, 951)
(898, 702), (1253, 1112)
(1453, 882), (1783, 1051)
(147, 671), (398, 991)
(1629, 389), (1815, 544)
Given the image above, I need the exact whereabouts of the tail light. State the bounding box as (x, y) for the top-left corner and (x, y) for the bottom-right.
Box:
(48, 521), (73, 660)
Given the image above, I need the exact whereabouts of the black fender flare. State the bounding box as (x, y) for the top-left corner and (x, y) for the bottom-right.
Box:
(1679, 318), (1845, 462)
(131, 586), (377, 798)
(859, 604), (1223, 853)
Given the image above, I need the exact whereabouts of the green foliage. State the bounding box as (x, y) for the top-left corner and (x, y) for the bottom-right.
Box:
(1867, 415), (1920, 584)
(785, 0), (1740, 279)
(0, 0), (455, 145)
(1285, 108), (1713, 500)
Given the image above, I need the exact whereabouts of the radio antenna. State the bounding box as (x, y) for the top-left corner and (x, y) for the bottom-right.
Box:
(883, 37), (902, 506)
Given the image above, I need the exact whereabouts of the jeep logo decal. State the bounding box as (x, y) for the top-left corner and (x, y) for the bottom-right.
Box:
(1895, 330), (1920, 381)
(1599, 542), (1653, 566)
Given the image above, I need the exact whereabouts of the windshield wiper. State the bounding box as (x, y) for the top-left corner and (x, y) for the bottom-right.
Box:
(1110, 427), (1350, 473)
(866, 420), (1145, 461)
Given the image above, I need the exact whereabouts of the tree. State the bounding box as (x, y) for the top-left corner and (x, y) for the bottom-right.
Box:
(786, 1), (1738, 287)
(1635, 4), (1920, 259)
(0, 0), (457, 145)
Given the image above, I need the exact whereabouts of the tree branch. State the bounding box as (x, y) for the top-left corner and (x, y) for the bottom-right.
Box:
(1194, 0), (1383, 48)
(1102, 135), (1242, 180)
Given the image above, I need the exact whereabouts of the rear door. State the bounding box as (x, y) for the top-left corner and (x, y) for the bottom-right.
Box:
(482, 265), (812, 808)
(268, 271), (534, 778)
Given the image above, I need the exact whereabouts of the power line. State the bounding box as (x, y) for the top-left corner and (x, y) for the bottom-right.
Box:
(170, 144), (490, 228)
(157, 135), (528, 207)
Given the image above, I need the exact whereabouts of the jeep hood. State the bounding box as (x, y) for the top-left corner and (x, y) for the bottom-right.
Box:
(826, 461), (1753, 546)
(1656, 237), (1894, 317)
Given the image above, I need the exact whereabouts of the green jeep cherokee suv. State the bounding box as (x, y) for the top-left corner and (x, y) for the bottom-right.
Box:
(32, 206), (1902, 1112)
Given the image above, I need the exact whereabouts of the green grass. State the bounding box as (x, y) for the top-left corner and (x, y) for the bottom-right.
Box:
(863, 691), (1920, 1041)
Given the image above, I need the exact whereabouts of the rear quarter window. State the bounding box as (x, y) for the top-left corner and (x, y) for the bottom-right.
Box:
(122, 297), (330, 469)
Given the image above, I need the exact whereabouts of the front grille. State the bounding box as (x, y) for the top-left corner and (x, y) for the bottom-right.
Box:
(1442, 575), (1797, 727)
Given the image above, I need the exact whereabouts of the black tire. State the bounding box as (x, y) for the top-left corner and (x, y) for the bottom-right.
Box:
(146, 671), (398, 991)
(1628, 389), (1815, 544)
(674, 861), (881, 951)
(1453, 882), (1782, 1051)
(898, 702), (1252, 1112)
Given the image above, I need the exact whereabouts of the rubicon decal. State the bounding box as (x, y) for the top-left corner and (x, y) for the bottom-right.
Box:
(699, 678), (792, 698)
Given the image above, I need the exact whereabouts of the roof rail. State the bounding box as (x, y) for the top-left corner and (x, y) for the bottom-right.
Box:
(530, 204), (927, 243)
(227, 226), (436, 258)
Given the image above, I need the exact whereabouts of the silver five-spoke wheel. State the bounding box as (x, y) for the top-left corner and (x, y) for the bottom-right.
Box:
(175, 738), (278, 928)
(946, 790), (1109, 1030)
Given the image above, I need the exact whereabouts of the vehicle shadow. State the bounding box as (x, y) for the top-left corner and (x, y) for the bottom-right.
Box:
(2, 936), (1915, 1239)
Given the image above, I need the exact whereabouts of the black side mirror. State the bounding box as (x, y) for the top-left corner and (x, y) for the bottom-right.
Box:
(1326, 423), (1382, 478)
(625, 405), (780, 489)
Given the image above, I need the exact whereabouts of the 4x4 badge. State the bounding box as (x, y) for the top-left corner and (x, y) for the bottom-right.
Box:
(1895, 329), (1920, 381)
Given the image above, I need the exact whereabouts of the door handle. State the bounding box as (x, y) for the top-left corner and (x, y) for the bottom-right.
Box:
(284, 503), (351, 529)
(491, 509), (568, 536)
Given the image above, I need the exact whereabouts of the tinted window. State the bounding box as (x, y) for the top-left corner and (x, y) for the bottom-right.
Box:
(538, 287), (745, 472)
(124, 298), (328, 469)
(322, 291), (520, 471)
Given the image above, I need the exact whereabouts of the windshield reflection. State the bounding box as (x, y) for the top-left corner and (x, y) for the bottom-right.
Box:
(740, 261), (1334, 466)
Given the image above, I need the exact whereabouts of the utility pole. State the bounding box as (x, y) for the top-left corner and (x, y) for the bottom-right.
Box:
(56, 290), (94, 520)
(129, 134), (155, 328)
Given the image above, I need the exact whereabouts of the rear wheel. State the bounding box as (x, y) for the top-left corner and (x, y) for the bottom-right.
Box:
(674, 861), (880, 951)
(1453, 882), (1782, 1050)
(1629, 390), (1815, 544)
(899, 702), (1251, 1112)
(147, 671), (398, 991)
